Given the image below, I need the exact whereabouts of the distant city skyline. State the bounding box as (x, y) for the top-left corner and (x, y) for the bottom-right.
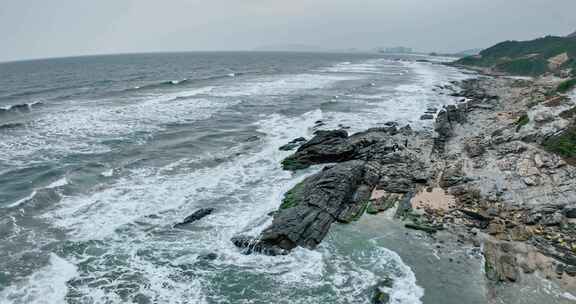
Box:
(1, 0), (575, 62)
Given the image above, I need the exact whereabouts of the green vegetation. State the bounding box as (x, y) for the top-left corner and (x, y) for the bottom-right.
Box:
(279, 181), (305, 209)
(456, 36), (576, 77)
(515, 114), (530, 132)
(281, 157), (309, 171)
(347, 200), (369, 222)
(366, 202), (379, 214)
(542, 125), (576, 164)
(557, 78), (576, 94)
(495, 58), (548, 76)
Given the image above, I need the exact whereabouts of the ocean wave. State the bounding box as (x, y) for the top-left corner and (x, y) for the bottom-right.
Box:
(0, 101), (43, 114)
(0, 122), (25, 130)
(32, 111), (323, 302)
(125, 72), (245, 92)
(0, 253), (78, 304)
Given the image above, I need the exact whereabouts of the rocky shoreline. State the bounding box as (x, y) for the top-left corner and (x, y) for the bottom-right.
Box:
(228, 69), (576, 301)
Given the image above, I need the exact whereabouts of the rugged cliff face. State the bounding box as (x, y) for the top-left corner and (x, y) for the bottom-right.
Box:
(455, 35), (576, 77)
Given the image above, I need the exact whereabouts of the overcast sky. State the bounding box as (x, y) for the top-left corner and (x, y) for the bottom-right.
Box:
(1, 0), (575, 62)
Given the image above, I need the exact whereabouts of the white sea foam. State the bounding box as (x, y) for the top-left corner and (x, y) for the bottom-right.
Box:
(46, 177), (68, 189)
(39, 111), (325, 302)
(101, 169), (114, 177)
(0, 87), (224, 165)
(210, 74), (353, 97)
(7, 190), (38, 208)
(16, 58), (468, 303)
(314, 59), (472, 133)
(0, 254), (78, 304)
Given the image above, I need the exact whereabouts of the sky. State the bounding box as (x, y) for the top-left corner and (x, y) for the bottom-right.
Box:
(1, 0), (575, 62)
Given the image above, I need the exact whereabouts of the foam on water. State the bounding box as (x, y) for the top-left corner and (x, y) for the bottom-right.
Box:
(210, 73), (353, 97)
(46, 177), (68, 189)
(0, 253), (78, 304)
(38, 108), (426, 303)
(0, 87), (225, 166)
(37, 110), (324, 302)
(6, 57), (471, 303)
(7, 190), (38, 208)
(315, 59), (472, 132)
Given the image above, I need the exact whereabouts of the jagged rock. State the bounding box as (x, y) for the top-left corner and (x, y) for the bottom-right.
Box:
(281, 130), (356, 170)
(464, 136), (487, 158)
(420, 114), (434, 120)
(541, 212), (564, 226)
(440, 162), (466, 187)
(231, 235), (289, 256)
(460, 208), (493, 221)
(377, 176), (414, 193)
(367, 193), (403, 214)
(256, 161), (370, 251)
(484, 240), (520, 282)
(565, 266), (576, 277)
(174, 208), (214, 228)
(563, 205), (576, 218)
(279, 137), (307, 151)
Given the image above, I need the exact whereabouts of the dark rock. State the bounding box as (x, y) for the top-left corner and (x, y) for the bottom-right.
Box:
(281, 130), (355, 170)
(231, 235), (289, 256)
(378, 176), (414, 193)
(541, 212), (564, 226)
(405, 223), (440, 233)
(440, 162), (466, 187)
(565, 265), (576, 277)
(198, 253), (218, 261)
(372, 278), (393, 304)
(279, 137), (308, 151)
(257, 161), (369, 250)
(524, 212), (543, 225)
(563, 205), (576, 218)
(420, 114), (434, 120)
(464, 136), (486, 158)
(484, 241), (519, 282)
(460, 209), (492, 221)
(174, 208), (214, 228)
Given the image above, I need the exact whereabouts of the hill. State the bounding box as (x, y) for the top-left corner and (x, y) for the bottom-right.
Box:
(455, 35), (576, 77)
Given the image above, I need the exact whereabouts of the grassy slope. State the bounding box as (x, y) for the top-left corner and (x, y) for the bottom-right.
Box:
(456, 36), (576, 76)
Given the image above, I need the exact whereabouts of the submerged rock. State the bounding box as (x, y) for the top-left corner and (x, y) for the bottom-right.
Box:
(372, 278), (393, 304)
(174, 208), (214, 228)
(231, 235), (289, 256)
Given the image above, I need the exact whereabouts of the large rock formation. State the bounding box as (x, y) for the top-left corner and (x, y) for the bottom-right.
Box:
(234, 126), (433, 253)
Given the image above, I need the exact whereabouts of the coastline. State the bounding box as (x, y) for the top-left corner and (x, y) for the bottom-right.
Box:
(236, 65), (576, 303)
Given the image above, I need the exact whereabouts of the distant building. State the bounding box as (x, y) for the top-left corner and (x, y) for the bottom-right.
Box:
(379, 47), (414, 54)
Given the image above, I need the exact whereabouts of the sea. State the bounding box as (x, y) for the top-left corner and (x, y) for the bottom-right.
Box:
(1, 52), (566, 304)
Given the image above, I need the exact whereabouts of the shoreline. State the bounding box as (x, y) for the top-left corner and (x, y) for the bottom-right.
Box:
(233, 66), (576, 302)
